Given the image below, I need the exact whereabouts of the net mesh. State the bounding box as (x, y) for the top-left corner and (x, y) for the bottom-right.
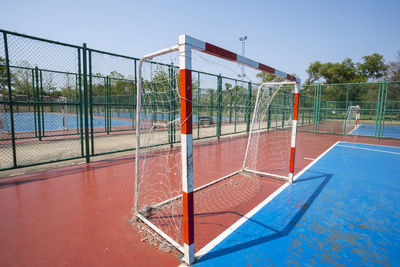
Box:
(134, 51), (294, 254)
(135, 53), (184, 248)
(244, 82), (295, 178)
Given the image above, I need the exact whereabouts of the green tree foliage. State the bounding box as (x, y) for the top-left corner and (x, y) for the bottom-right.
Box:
(357, 53), (388, 80)
(59, 73), (76, 98)
(305, 53), (388, 84)
(0, 57), (8, 94)
(256, 72), (285, 83)
(387, 51), (400, 82)
(386, 51), (400, 101)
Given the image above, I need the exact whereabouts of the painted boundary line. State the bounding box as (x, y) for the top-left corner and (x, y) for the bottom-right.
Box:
(340, 141), (400, 149)
(337, 144), (400, 155)
(292, 141), (340, 181)
(348, 123), (361, 135)
(193, 141), (341, 262)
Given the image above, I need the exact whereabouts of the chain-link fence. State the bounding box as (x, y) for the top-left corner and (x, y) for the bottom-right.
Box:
(0, 29), (399, 171)
(299, 81), (400, 138)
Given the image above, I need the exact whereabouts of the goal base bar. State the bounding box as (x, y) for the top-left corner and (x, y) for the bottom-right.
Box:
(135, 213), (184, 254)
(243, 168), (289, 182)
(152, 170), (241, 209)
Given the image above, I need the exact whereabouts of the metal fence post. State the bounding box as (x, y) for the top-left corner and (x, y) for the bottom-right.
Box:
(31, 69), (38, 137)
(78, 48), (84, 157)
(39, 70), (45, 137)
(88, 47), (94, 156)
(217, 74), (222, 138)
(35, 67), (42, 141)
(3, 33), (17, 167)
(246, 82), (252, 132)
(197, 72), (200, 138)
(374, 81), (382, 138)
(133, 59), (137, 130)
(82, 44), (90, 162)
(209, 89), (213, 125)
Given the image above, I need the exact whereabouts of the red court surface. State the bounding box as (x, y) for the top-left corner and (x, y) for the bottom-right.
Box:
(1, 132), (399, 266)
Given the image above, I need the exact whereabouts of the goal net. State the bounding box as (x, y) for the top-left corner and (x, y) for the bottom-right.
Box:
(244, 82), (296, 180)
(344, 105), (360, 134)
(133, 35), (300, 265)
(57, 96), (69, 131)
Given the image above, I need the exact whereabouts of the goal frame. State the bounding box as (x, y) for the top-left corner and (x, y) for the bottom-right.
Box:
(344, 105), (360, 134)
(134, 34), (301, 265)
(243, 81), (298, 181)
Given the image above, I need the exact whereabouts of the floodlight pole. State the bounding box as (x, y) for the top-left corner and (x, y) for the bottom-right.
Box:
(239, 35), (247, 80)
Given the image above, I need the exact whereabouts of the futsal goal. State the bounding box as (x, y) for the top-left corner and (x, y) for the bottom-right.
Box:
(133, 35), (300, 265)
(344, 105), (360, 134)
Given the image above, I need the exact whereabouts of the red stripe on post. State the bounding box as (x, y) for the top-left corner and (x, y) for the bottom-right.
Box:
(258, 63), (275, 74)
(205, 43), (237, 61)
(287, 75), (296, 82)
(289, 147), (295, 174)
(183, 191), (194, 245)
(180, 69), (192, 134)
(293, 93), (299, 121)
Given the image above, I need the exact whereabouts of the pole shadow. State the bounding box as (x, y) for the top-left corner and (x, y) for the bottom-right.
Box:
(196, 171), (332, 263)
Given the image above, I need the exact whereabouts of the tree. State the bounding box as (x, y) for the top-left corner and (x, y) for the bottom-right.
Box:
(387, 51), (400, 81)
(13, 62), (33, 95)
(357, 53), (388, 80)
(0, 57), (8, 94)
(60, 73), (76, 98)
(305, 61), (323, 84)
(305, 53), (388, 84)
(257, 72), (285, 83)
(41, 72), (57, 95)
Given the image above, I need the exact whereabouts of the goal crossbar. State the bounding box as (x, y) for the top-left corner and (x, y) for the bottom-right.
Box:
(134, 34), (301, 265)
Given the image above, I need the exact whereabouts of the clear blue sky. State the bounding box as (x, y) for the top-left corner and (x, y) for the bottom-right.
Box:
(1, 0), (399, 82)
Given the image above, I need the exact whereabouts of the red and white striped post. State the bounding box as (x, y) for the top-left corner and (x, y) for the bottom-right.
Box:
(289, 81), (301, 183)
(356, 105), (360, 127)
(178, 35), (195, 265)
(178, 34), (300, 263)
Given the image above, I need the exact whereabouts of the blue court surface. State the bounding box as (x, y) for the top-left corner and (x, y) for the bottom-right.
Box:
(1, 112), (246, 132)
(195, 142), (400, 266)
(1, 113), (134, 132)
(350, 124), (400, 138)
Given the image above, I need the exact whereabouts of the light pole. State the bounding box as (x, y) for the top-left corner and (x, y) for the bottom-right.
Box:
(239, 36), (247, 80)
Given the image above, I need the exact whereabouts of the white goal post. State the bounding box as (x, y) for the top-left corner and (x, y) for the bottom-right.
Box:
(134, 35), (301, 265)
(344, 105), (360, 134)
(57, 96), (69, 131)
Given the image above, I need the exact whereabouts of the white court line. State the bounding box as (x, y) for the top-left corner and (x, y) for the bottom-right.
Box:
(304, 157), (315, 161)
(194, 181), (290, 260)
(293, 141), (341, 181)
(337, 144), (400, 155)
(340, 141), (400, 149)
(348, 123), (362, 135)
(194, 141), (341, 262)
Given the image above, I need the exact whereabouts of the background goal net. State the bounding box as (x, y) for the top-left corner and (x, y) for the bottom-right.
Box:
(244, 82), (296, 180)
(344, 105), (360, 134)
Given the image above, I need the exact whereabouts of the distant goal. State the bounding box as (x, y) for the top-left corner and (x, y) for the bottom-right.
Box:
(133, 35), (300, 265)
(344, 105), (360, 134)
